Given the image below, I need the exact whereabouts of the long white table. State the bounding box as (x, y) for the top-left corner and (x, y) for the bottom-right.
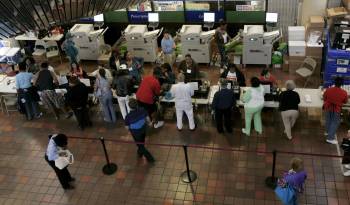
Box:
(15, 34), (64, 42)
(209, 85), (323, 108)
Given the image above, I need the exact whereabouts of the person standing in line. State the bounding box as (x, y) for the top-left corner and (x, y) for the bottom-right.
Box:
(125, 98), (155, 163)
(323, 77), (348, 145)
(16, 63), (42, 120)
(95, 69), (116, 123)
(112, 66), (132, 119)
(242, 77), (265, 136)
(62, 32), (79, 64)
(136, 67), (164, 129)
(170, 73), (195, 131)
(161, 30), (176, 66)
(65, 76), (92, 130)
(45, 134), (75, 190)
(212, 79), (236, 133)
(279, 80), (300, 140)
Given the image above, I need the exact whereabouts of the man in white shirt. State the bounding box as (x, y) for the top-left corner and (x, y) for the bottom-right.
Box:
(170, 73), (195, 131)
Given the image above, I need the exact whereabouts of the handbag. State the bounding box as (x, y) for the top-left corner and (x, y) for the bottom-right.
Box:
(54, 149), (74, 170)
(275, 184), (296, 205)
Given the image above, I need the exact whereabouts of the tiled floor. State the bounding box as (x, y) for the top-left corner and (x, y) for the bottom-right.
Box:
(0, 61), (348, 205)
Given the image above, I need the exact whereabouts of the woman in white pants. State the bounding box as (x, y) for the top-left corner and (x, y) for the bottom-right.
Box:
(112, 68), (133, 119)
(170, 73), (195, 131)
(279, 80), (300, 140)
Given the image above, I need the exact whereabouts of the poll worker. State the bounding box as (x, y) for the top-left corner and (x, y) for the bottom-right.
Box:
(124, 51), (143, 84)
(24, 56), (39, 74)
(220, 64), (246, 86)
(125, 98), (155, 163)
(160, 63), (176, 85)
(212, 79), (236, 133)
(109, 49), (122, 70)
(279, 80), (300, 140)
(178, 54), (199, 82)
(65, 76), (92, 130)
(215, 19), (229, 67)
(45, 134), (75, 189)
(170, 73), (195, 131)
(242, 77), (264, 136)
(136, 67), (164, 129)
(323, 77), (348, 145)
(259, 69), (277, 86)
(16, 62), (42, 120)
(69, 62), (85, 79)
(161, 30), (176, 66)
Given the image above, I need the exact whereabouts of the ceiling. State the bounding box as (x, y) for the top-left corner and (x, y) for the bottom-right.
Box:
(0, 0), (143, 39)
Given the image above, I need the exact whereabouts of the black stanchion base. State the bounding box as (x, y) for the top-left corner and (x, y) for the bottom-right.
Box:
(102, 163), (117, 175)
(180, 170), (197, 183)
(265, 176), (277, 189)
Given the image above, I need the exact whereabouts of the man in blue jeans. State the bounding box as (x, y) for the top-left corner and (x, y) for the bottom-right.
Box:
(125, 98), (155, 163)
(323, 77), (348, 145)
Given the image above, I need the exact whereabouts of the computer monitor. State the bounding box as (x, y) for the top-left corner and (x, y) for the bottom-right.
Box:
(266, 12), (278, 23)
(94, 14), (104, 22)
(203, 12), (215, 23)
(148, 13), (159, 23)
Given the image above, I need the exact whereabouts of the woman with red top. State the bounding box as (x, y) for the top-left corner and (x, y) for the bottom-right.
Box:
(70, 62), (84, 78)
(323, 77), (348, 145)
(259, 69), (277, 86)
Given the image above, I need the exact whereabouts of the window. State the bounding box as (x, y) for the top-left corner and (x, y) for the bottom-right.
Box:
(128, 1), (152, 11)
(153, 1), (184, 11)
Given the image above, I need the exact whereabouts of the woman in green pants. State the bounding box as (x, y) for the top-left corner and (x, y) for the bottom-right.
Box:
(242, 77), (265, 136)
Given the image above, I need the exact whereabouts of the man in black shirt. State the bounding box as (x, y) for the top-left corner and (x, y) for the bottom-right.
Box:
(212, 79), (236, 133)
(65, 76), (92, 130)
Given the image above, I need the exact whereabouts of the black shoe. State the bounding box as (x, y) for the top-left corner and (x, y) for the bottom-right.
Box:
(137, 152), (143, 158)
(69, 177), (76, 182)
(65, 112), (73, 119)
(217, 129), (224, 133)
(146, 157), (155, 163)
(63, 185), (75, 190)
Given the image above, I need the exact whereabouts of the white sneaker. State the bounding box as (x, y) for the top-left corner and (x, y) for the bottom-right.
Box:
(154, 121), (164, 129)
(326, 139), (338, 145)
(344, 164), (350, 169)
(343, 170), (350, 176)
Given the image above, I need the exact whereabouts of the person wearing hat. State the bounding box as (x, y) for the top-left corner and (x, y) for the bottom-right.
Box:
(45, 134), (75, 189)
(161, 30), (176, 66)
(170, 73), (195, 131)
(112, 64), (133, 119)
(212, 79), (236, 133)
(65, 76), (92, 130)
(125, 98), (155, 162)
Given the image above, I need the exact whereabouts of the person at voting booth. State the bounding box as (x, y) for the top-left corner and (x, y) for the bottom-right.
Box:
(95, 69), (116, 123)
(170, 73), (196, 131)
(16, 63), (42, 120)
(33, 63), (65, 120)
(124, 51), (143, 84)
(212, 79), (236, 133)
(242, 77), (265, 136)
(220, 64), (246, 86)
(112, 65), (133, 119)
(323, 77), (348, 145)
(279, 80), (300, 140)
(178, 54), (199, 83)
(161, 30), (176, 66)
(65, 76), (92, 130)
(45, 134), (75, 190)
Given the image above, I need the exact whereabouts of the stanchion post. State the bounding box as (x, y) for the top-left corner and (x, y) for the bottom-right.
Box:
(100, 137), (117, 175)
(180, 145), (197, 183)
(265, 150), (278, 189)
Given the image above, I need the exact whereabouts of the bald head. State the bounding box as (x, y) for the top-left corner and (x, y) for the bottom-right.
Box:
(177, 73), (185, 82)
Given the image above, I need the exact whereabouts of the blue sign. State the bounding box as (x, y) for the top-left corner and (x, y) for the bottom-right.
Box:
(128, 11), (150, 23)
(79, 17), (94, 23)
(185, 11), (224, 23)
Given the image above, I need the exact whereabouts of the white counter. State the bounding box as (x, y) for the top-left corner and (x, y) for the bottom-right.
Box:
(15, 34), (63, 42)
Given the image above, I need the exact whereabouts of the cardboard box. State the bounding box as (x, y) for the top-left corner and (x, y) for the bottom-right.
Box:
(309, 16), (325, 28)
(306, 46), (323, 57)
(343, 0), (350, 10)
(327, 7), (348, 17)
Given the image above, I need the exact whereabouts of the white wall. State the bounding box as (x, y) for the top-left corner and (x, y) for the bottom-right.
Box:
(301, 0), (328, 25)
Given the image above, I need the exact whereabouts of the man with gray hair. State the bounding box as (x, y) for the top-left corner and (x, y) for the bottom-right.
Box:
(170, 73), (195, 131)
(279, 80), (300, 140)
